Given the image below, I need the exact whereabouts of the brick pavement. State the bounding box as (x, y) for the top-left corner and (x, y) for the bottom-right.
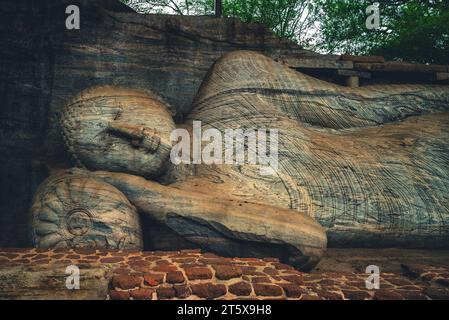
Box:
(0, 248), (448, 300)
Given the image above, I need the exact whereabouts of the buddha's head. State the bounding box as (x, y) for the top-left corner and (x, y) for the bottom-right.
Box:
(60, 86), (176, 178)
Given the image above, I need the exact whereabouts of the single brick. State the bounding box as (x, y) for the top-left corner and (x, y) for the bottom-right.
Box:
(180, 263), (204, 269)
(100, 257), (124, 263)
(35, 259), (51, 264)
(344, 279), (368, 290)
(110, 250), (133, 257)
(213, 265), (243, 280)
(131, 261), (153, 273)
(83, 255), (98, 260)
(128, 256), (144, 262)
(130, 288), (154, 300)
(112, 275), (142, 290)
(280, 283), (302, 298)
(144, 273), (164, 286)
(229, 281), (252, 296)
(263, 267), (278, 276)
(174, 285), (192, 298)
(52, 253), (68, 259)
(300, 294), (321, 300)
(153, 264), (179, 272)
(316, 290), (344, 300)
(191, 283), (227, 299)
(95, 250), (109, 256)
(242, 266), (264, 276)
(374, 290), (403, 300)
(74, 248), (96, 255)
(65, 254), (80, 260)
(156, 286), (176, 299)
(199, 258), (231, 265)
(253, 284), (283, 297)
(166, 271), (185, 284)
(155, 260), (172, 266)
(144, 256), (160, 262)
(172, 258), (197, 264)
(185, 267), (212, 280)
(342, 290), (371, 300)
(237, 257), (260, 262)
(109, 290), (130, 300)
(114, 267), (132, 275)
(251, 276), (272, 283)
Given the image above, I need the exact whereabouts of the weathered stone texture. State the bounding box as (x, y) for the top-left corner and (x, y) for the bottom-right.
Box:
(184, 50), (449, 248)
(30, 169), (143, 250)
(0, 0), (315, 247)
(2, 248), (449, 300)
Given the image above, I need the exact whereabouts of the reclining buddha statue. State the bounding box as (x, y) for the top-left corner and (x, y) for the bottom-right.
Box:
(30, 51), (449, 271)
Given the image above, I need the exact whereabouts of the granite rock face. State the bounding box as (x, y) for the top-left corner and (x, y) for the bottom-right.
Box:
(183, 51), (449, 248)
(32, 50), (449, 257)
(2, 0), (449, 251)
(0, 259), (111, 300)
(0, 0), (314, 246)
(55, 83), (325, 270)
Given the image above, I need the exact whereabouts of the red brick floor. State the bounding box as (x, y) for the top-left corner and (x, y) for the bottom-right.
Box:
(0, 248), (448, 300)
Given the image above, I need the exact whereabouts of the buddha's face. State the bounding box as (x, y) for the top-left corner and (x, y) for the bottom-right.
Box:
(60, 86), (176, 178)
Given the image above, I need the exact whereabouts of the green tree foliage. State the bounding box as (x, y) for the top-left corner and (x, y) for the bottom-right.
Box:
(120, 0), (214, 15)
(121, 1), (316, 46)
(314, 0), (449, 64)
(221, 0), (315, 45)
(120, 0), (449, 64)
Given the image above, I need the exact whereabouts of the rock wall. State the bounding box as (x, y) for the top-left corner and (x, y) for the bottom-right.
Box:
(184, 51), (449, 248)
(2, 0), (447, 249)
(0, 0), (315, 247)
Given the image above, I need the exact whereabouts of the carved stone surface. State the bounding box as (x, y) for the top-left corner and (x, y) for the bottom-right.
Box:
(92, 170), (327, 271)
(57, 84), (326, 270)
(30, 169), (143, 250)
(0, 262), (111, 300)
(0, 0), (315, 247)
(51, 50), (449, 267)
(59, 86), (176, 178)
(184, 51), (449, 247)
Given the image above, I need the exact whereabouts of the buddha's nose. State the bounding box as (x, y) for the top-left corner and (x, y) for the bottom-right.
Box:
(107, 122), (161, 154)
